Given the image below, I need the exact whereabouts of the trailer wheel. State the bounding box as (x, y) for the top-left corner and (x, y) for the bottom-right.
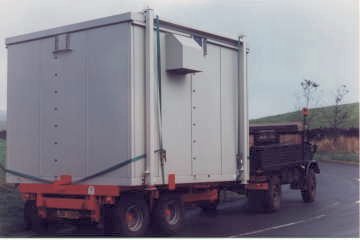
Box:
(113, 194), (150, 236)
(263, 176), (281, 212)
(152, 194), (184, 235)
(301, 168), (316, 203)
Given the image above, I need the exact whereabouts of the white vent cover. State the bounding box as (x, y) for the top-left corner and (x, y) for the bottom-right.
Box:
(165, 34), (203, 74)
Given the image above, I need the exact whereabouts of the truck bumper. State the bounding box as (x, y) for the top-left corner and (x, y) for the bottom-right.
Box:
(19, 179), (120, 222)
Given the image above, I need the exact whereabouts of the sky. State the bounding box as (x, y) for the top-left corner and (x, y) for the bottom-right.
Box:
(0, 0), (358, 119)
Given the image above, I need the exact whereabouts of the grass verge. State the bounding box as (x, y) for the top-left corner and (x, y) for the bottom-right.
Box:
(314, 151), (359, 163)
(0, 139), (5, 183)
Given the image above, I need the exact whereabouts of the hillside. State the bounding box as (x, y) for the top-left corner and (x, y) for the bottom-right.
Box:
(251, 102), (359, 129)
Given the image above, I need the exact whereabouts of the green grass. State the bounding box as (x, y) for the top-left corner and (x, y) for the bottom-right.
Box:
(251, 102), (359, 129)
(314, 151), (359, 163)
(0, 139), (5, 165)
(0, 140), (24, 236)
(0, 140), (5, 182)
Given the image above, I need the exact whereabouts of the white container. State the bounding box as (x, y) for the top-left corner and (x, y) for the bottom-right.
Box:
(5, 11), (249, 186)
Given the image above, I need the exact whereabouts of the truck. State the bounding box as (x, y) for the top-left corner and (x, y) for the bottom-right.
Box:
(3, 9), (320, 236)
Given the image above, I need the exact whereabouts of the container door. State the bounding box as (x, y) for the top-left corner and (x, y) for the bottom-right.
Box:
(39, 32), (86, 179)
(191, 44), (221, 177)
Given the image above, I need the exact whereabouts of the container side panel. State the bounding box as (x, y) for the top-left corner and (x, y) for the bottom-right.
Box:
(191, 44), (221, 177)
(39, 32), (86, 178)
(6, 42), (41, 183)
(220, 47), (238, 176)
(85, 23), (132, 183)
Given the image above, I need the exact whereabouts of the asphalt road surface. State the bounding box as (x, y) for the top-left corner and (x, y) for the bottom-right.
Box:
(10, 161), (360, 237)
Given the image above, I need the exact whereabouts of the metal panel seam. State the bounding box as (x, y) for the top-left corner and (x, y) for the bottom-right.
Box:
(128, 22), (135, 183)
(190, 74), (193, 176)
(84, 31), (89, 178)
(219, 47), (222, 175)
(38, 42), (42, 179)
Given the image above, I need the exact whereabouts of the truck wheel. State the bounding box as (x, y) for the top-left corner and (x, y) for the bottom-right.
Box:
(301, 168), (316, 203)
(263, 177), (281, 213)
(152, 194), (184, 235)
(247, 190), (265, 212)
(113, 194), (150, 236)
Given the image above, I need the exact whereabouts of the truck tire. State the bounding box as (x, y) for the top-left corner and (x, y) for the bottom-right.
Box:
(152, 194), (184, 235)
(263, 176), (281, 213)
(301, 168), (316, 203)
(247, 190), (264, 213)
(113, 194), (150, 236)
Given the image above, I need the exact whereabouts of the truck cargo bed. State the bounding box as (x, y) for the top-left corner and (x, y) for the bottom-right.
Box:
(250, 143), (308, 173)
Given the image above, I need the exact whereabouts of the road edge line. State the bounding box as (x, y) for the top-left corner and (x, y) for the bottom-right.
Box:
(229, 214), (326, 237)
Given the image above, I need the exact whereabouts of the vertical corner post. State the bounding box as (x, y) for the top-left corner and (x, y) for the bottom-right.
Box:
(237, 35), (249, 183)
(144, 8), (156, 185)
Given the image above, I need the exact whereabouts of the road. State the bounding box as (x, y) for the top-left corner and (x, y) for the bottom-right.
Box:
(8, 161), (360, 237)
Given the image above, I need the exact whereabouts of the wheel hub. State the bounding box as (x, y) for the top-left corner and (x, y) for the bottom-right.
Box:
(164, 201), (179, 225)
(125, 205), (143, 232)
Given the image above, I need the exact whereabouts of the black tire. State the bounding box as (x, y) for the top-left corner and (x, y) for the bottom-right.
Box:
(301, 168), (316, 203)
(247, 190), (265, 213)
(263, 176), (281, 213)
(113, 194), (150, 237)
(102, 204), (115, 235)
(152, 194), (184, 235)
(24, 200), (34, 230)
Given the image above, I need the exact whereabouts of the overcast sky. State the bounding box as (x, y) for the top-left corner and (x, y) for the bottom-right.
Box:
(0, 0), (358, 118)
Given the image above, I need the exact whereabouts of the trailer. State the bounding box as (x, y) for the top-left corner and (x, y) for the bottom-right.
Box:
(4, 9), (319, 236)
